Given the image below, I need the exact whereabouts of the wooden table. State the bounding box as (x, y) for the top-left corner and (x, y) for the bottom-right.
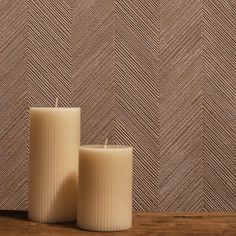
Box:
(1, 211), (236, 235)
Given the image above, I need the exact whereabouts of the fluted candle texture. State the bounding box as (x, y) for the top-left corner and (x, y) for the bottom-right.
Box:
(77, 145), (133, 231)
(28, 108), (80, 223)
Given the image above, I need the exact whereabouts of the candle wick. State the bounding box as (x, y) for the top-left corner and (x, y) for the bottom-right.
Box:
(104, 138), (108, 148)
(55, 97), (59, 108)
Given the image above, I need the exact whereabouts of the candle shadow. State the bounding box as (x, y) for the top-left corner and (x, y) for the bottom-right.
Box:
(47, 173), (78, 224)
(0, 210), (27, 220)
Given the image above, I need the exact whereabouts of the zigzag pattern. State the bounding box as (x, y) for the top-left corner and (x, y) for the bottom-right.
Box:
(115, 0), (159, 211)
(0, 0), (28, 210)
(28, 0), (73, 107)
(72, 0), (116, 145)
(159, 0), (203, 211)
(203, 0), (236, 211)
(0, 0), (236, 211)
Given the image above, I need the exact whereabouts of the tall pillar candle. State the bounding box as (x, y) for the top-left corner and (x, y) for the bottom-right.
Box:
(77, 145), (133, 231)
(28, 107), (80, 223)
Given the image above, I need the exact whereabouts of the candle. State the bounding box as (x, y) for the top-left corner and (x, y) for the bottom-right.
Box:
(28, 105), (80, 223)
(77, 144), (133, 231)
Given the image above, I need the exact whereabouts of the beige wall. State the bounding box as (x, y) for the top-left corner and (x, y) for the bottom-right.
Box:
(0, 0), (235, 211)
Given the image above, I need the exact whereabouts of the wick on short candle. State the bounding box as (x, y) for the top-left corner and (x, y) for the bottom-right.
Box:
(55, 97), (59, 108)
(104, 138), (108, 148)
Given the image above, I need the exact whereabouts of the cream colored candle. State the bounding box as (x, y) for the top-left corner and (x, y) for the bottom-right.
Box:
(77, 144), (133, 231)
(28, 107), (80, 223)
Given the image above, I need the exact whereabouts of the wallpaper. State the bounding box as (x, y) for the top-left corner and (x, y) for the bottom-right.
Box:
(0, 0), (235, 211)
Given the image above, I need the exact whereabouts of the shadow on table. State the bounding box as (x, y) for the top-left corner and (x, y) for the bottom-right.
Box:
(0, 210), (77, 229)
(0, 210), (27, 220)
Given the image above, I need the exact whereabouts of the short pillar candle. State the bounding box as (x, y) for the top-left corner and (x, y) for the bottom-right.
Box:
(77, 144), (133, 231)
(28, 107), (80, 223)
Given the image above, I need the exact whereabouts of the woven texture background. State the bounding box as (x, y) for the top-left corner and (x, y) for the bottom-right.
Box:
(0, 0), (235, 211)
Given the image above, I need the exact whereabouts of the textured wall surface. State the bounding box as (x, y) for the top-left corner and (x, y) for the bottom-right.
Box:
(0, 0), (235, 211)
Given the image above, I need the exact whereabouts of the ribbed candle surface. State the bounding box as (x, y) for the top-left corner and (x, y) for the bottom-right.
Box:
(77, 145), (133, 231)
(28, 108), (80, 223)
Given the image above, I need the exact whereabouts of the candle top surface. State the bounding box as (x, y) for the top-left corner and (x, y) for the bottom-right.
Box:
(80, 145), (132, 150)
(31, 107), (80, 109)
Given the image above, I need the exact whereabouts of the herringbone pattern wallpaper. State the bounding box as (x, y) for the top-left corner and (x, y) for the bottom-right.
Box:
(0, 0), (235, 211)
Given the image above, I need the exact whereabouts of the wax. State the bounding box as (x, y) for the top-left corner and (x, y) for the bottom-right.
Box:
(28, 107), (80, 223)
(77, 145), (133, 231)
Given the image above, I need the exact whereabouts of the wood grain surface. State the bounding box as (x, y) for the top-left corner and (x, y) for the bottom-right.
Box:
(1, 211), (236, 236)
(0, 0), (236, 211)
